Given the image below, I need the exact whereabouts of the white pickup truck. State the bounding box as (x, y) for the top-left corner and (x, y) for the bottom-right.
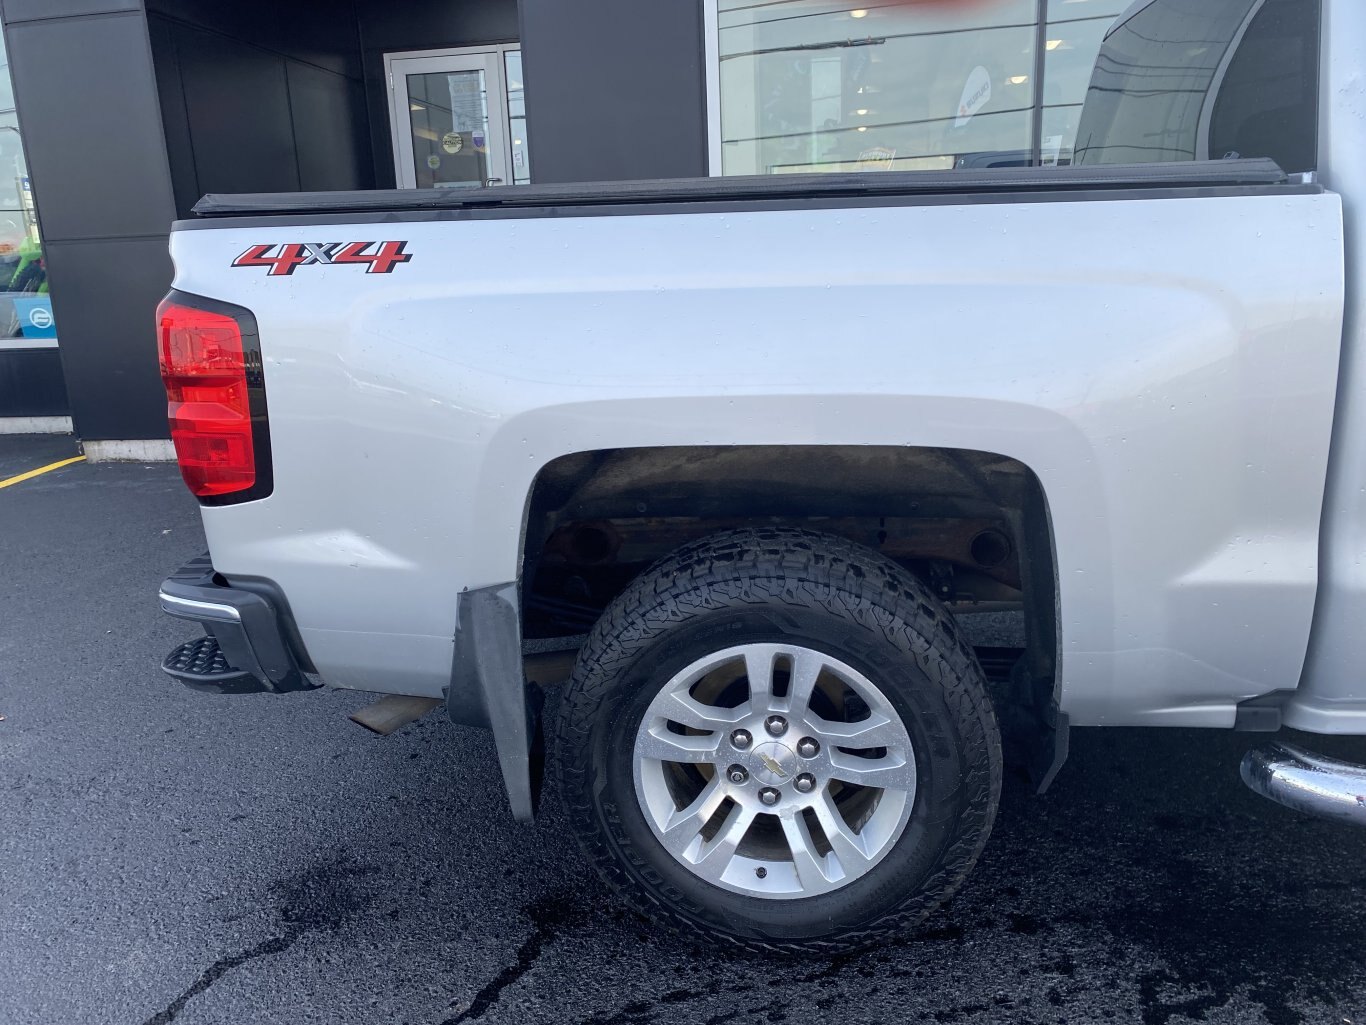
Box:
(156, 0), (1363, 951)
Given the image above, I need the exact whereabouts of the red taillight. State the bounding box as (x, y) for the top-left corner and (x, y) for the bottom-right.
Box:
(157, 297), (259, 499)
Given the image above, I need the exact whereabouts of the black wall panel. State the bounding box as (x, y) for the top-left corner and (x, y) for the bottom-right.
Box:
(174, 25), (301, 195)
(518, 0), (708, 183)
(148, 5), (374, 216)
(357, 2), (519, 52)
(0, 348), (69, 417)
(0, 0), (139, 23)
(41, 238), (173, 440)
(147, 13), (201, 220)
(2, 7), (178, 438)
(4, 14), (179, 242)
(289, 62), (371, 194)
(144, 0), (362, 79)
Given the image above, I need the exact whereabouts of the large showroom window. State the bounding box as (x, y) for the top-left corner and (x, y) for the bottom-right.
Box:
(0, 30), (54, 349)
(707, 0), (1319, 176)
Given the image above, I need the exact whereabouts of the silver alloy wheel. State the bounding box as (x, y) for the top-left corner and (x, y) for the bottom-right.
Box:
(632, 643), (917, 899)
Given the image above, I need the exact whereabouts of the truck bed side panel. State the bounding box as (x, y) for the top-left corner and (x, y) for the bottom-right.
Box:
(169, 186), (1345, 726)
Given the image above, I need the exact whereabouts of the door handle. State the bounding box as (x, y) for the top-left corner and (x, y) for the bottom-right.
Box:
(486, 178), (504, 187)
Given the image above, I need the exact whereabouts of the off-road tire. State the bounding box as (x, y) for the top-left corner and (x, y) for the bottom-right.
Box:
(556, 527), (1002, 953)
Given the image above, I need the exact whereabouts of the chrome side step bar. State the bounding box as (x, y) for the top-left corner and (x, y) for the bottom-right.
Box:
(1241, 743), (1366, 826)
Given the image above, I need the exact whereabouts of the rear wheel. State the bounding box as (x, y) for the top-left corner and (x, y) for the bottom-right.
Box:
(557, 528), (1002, 952)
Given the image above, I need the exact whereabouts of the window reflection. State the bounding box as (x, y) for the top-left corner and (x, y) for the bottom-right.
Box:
(1040, 4), (1127, 165)
(719, 0), (1036, 175)
(716, 0), (1319, 177)
(1073, 0), (1317, 170)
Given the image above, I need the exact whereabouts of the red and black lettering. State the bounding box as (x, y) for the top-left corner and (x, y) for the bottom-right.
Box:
(231, 243), (312, 277)
(232, 241), (413, 276)
(329, 241), (414, 275)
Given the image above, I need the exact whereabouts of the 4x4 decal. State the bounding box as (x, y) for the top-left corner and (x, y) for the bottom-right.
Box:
(232, 241), (413, 277)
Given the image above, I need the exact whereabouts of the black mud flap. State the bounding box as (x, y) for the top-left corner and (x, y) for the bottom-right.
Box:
(1002, 655), (1069, 794)
(448, 583), (544, 822)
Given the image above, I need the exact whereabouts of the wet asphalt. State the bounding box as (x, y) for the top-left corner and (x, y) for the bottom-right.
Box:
(2, 435), (1365, 1025)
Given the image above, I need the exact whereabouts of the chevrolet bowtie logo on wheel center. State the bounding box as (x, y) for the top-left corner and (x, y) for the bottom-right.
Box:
(759, 753), (788, 778)
(752, 742), (795, 785)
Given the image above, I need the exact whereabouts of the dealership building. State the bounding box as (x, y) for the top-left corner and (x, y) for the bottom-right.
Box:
(0, 0), (1319, 452)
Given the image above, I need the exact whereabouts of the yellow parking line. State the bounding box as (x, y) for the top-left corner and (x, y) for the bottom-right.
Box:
(0, 455), (87, 490)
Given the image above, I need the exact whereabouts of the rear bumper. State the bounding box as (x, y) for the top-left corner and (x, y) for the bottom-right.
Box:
(156, 561), (542, 821)
(159, 554), (314, 694)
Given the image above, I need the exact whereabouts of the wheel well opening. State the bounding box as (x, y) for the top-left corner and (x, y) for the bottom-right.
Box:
(523, 444), (1055, 690)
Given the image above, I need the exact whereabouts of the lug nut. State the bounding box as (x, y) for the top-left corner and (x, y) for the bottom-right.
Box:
(764, 715), (788, 737)
(758, 787), (781, 807)
(796, 737), (820, 758)
(731, 729), (752, 750)
(794, 773), (817, 794)
(728, 765), (749, 785)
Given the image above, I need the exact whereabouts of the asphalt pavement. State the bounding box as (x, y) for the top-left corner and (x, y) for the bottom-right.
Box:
(2, 434), (1364, 1025)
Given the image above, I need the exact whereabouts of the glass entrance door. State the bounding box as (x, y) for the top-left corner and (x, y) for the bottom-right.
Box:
(388, 48), (525, 190)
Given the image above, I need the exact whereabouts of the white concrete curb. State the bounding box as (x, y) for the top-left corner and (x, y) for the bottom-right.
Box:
(82, 439), (176, 463)
(0, 416), (73, 435)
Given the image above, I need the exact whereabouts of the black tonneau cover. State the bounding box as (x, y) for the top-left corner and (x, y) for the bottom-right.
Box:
(193, 159), (1291, 218)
